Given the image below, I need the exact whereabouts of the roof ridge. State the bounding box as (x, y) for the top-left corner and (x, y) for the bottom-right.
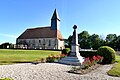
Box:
(27, 26), (51, 30)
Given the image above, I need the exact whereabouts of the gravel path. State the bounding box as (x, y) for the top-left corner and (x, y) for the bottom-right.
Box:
(0, 63), (120, 80)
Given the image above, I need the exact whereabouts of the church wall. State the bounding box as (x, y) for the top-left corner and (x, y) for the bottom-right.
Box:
(57, 39), (64, 50)
(16, 38), (64, 50)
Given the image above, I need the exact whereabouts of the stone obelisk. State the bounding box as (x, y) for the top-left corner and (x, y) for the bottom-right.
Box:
(59, 25), (84, 66)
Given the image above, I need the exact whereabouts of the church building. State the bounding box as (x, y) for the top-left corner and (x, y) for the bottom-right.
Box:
(16, 9), (64, 50)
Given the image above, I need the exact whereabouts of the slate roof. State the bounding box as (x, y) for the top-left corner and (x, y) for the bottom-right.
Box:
(17, 26), (63, 40)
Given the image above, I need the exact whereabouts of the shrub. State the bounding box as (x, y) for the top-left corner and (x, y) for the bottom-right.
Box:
(80, 50), (97, 58)
(97, 46), (116, 64)
(36, 58), (46, 63)
(62, 48), (70, 55)
(46, 54), (67, 62)
(46, 54), (57, 62)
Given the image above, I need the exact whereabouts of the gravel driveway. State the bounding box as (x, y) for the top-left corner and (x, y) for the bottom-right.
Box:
(0, 63), (120, 80)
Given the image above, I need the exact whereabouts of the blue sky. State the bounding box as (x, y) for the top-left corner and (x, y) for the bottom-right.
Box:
(0, 0), (120, 44)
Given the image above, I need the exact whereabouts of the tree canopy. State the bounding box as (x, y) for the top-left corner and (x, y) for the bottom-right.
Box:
(66, 30), (120, 50)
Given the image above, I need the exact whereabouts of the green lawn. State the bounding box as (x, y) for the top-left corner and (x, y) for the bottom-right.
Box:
(107, 55), (120, 77)
(0, 49), (61, 64)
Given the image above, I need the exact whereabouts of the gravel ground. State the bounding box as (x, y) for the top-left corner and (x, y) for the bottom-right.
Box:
(0, 63), (120, 80)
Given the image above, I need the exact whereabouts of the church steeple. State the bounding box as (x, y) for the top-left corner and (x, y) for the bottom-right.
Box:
(51, 9), (60, 30)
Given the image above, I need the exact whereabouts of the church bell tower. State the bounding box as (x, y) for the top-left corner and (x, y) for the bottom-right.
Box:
(51, 9), (60, 30)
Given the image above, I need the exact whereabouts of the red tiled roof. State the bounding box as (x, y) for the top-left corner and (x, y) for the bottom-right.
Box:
(17, 27), (63, 40)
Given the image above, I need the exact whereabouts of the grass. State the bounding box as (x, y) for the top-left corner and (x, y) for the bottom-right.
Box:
(0, 78), (14, 80)
(0, 49), (61, 64)
(107, 55), (120, 77)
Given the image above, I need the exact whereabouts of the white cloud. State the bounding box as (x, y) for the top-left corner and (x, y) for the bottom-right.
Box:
(0, 33), (18, 38)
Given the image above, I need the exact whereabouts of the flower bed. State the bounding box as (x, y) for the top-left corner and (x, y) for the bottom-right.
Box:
(35, 53), (67, 63)
(82, 55), (103, 69)
(68, 64), (101, 74)
(46, 54), (67, 62)
(68, 55), (103, 74)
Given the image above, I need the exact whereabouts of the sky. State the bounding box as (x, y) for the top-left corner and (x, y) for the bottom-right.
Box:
(0, 0), (120, 44)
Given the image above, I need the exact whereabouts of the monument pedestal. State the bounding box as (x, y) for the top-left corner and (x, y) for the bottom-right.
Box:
(59, 45), (84, 66)
(59, 25), (84, 66)
(59, 53), (84, 66)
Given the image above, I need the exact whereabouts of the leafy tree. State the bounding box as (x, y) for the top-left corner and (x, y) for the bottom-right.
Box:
(78, 31), (90, 41)
(0, 42), (14, 49)
(106, 34), (117, 42)
(106, 34), (117, 49)
(99, 35), (106, 46)
(67, 35), (72, 48)
(64, 39), (69, 48)
(78, 31), (90, 49)
(0, 42), (10, 49)
(89, 34), (101, 49)
(66, 30), (120, 50)
(116, 35), (120, 50)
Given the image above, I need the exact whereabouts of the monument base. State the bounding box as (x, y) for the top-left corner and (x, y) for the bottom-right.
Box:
(59, 52), (84, 66)
(59, 25), (85, 66)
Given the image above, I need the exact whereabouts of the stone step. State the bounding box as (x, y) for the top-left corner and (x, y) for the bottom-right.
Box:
(60, 57), (80, 62)
(59, 60), (81, 66)
(59, 56), (84, 66)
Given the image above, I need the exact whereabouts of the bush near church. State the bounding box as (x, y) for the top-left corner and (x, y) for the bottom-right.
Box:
(80, 50), (97, 58)
(97, 46), (116, 64)
(0, 42), (14, 49)
(46, 54), (67, 62)
(62, 48), (70, 55)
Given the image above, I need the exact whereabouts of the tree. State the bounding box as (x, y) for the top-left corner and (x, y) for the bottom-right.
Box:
(116, 35), (120, 50)
(64, 39), (69, 48)
(99, 35), (106, 46)
(106, 34), (117, 49)
(88, 34), (101, 50)
(78, 31), (90, 49)
(78, 31), (89, 41)
(1, 43), (9, 48)
(67, 35), (72, 48)
(106, 34), (117, 42)
(66, 30), (120, 50)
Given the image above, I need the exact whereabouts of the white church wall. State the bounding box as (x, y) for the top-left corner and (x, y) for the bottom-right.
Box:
(58, 39), (64, 50)
(17, 38), (64, 50)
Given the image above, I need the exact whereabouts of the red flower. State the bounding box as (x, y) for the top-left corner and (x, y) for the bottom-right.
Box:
(82, 55), (103, 69)
(84, 57), (89, 61)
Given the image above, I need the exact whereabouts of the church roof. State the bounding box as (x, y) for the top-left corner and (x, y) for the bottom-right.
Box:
(17, 26), (63, 40)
